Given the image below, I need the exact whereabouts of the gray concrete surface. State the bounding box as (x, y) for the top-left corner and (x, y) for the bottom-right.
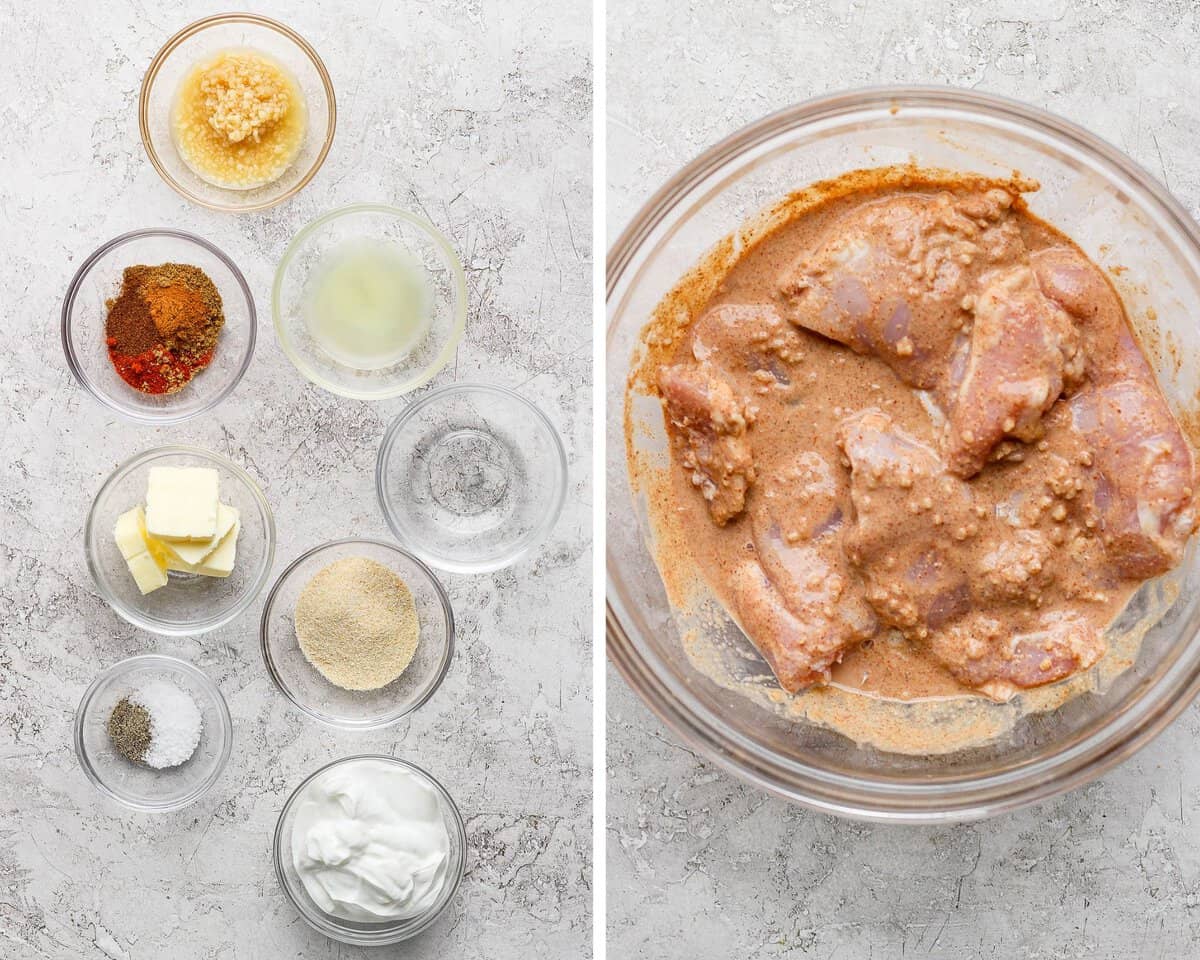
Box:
(0, 1), (591, 958)
(607, 1), (1200, 956)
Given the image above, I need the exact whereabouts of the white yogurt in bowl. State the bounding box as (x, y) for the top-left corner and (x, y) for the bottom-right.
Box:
(291, 758), (451, 921)
(274, 754), (466, 945)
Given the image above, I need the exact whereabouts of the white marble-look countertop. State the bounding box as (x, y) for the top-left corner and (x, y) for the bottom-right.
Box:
(607, 1), (1200, 957)
(0, 1), (592, 957)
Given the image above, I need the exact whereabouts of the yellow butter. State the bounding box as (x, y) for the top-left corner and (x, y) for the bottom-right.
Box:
(162, 504), (240, 565)
(145, 467), (220, 542)
(164, 555), (199, 575)
(195, 517), (240, 578)
(125, 553), (170, 594)
(113, 506), (168, 595)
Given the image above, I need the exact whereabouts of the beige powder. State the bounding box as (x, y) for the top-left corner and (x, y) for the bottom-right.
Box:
(295, 557), (420, 691)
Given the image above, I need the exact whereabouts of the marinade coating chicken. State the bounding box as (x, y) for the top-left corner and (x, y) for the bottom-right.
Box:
(776, 190), (1020, 389)
(728, 561), (845, 693)
(928, 610), (1106, 700)
(734, 452), (878, 690)
(1034, 245), (1198, 578)
(837, 408), (975, 638)
(777, 189), (1085, 477)
(837, 408), (1105, 697)
(653, 178), (1198, 703)
(658, 303), (811, 525)
(689, 302), (807, 378)
(945, 265), (1085, 476)
(657, 362), (755, 525)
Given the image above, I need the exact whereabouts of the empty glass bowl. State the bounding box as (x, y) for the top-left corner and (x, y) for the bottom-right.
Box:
(62, 229), (255, 424)
(139, 13), (336, 211)
(273, 755), (466, 945)
(260, 539), (454, 728)
(74, 654), (232, 812)
(85, 446), (275, 636)
(272, 204), (467, 400)
(377, 383), (568, 573)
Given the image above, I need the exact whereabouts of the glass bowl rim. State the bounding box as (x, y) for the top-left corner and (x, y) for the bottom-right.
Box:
(61, 227), (258, 425)
(606, 83), (1200, 822)
(375, 381), (569, 573)
(84, 443), (277, 636)
(259, 537), (456, 729)
(272, 752), (467, 944)
(73, 652), (234, 812)
(271, 202), (469, 400)
(138, 11), (337, 213)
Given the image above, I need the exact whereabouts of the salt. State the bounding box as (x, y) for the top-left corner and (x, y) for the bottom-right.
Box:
(129, 680), (203, 769)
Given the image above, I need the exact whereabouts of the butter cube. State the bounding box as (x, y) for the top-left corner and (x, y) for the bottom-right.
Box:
(145, 467), (219, 542)
(126, 552), (170, 594)
(195, 517), (240, 578)
(162, 504), (240, 566)
(164, 554), (199, 575)
(113, 506), (168, 595)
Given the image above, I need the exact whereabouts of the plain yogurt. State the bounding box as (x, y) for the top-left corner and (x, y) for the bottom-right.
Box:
(291, 758), (452, 922)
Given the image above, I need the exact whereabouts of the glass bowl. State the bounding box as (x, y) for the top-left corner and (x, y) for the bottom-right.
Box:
(260, 539), (454, 729)
(607, 86), (1200, 822)
(74, 654), (232, 812)
(62, 229), (256, 424)
(85, 446), (276, 636)
(273, 755), (466, 945)
(377, 383), (567, 573)
(272, 204), (467, 400)
(139, 13), (336, 212)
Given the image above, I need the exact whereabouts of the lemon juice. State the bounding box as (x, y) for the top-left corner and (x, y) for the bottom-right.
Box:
(303, 240), (432, 369)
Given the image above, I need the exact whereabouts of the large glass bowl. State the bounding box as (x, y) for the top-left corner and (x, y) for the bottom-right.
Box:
(139, 13), (336, 212)
(607, 86), (1200, 822)
(273, 755), (466, 945)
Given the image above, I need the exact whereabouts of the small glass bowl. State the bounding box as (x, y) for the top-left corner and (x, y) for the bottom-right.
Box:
(260, 539), (454, 729)
(273, 204), (467, 400)
(377, 383), (568, 573)
(75, 654), (232, 812)
(62, 229), (256, 424)
(85, 446), (276, 636)
(274, 755), (466, 945)
(139, 13), (336, 212)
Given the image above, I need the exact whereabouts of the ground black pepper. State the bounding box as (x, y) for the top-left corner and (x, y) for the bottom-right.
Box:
(108, 697), (152, 764)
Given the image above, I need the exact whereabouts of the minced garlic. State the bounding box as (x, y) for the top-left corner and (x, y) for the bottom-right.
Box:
(171, 49), (307, 190)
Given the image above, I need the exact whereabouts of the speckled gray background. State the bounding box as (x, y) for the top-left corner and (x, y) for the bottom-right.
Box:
(0, 1), (591, 957)
(608, 1), (1200, 957)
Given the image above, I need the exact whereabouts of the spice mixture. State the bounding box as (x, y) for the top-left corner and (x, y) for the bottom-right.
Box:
(105, 263), (224, 395)
(294, 556), (421, 691)
(171, 49), (308, 190)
